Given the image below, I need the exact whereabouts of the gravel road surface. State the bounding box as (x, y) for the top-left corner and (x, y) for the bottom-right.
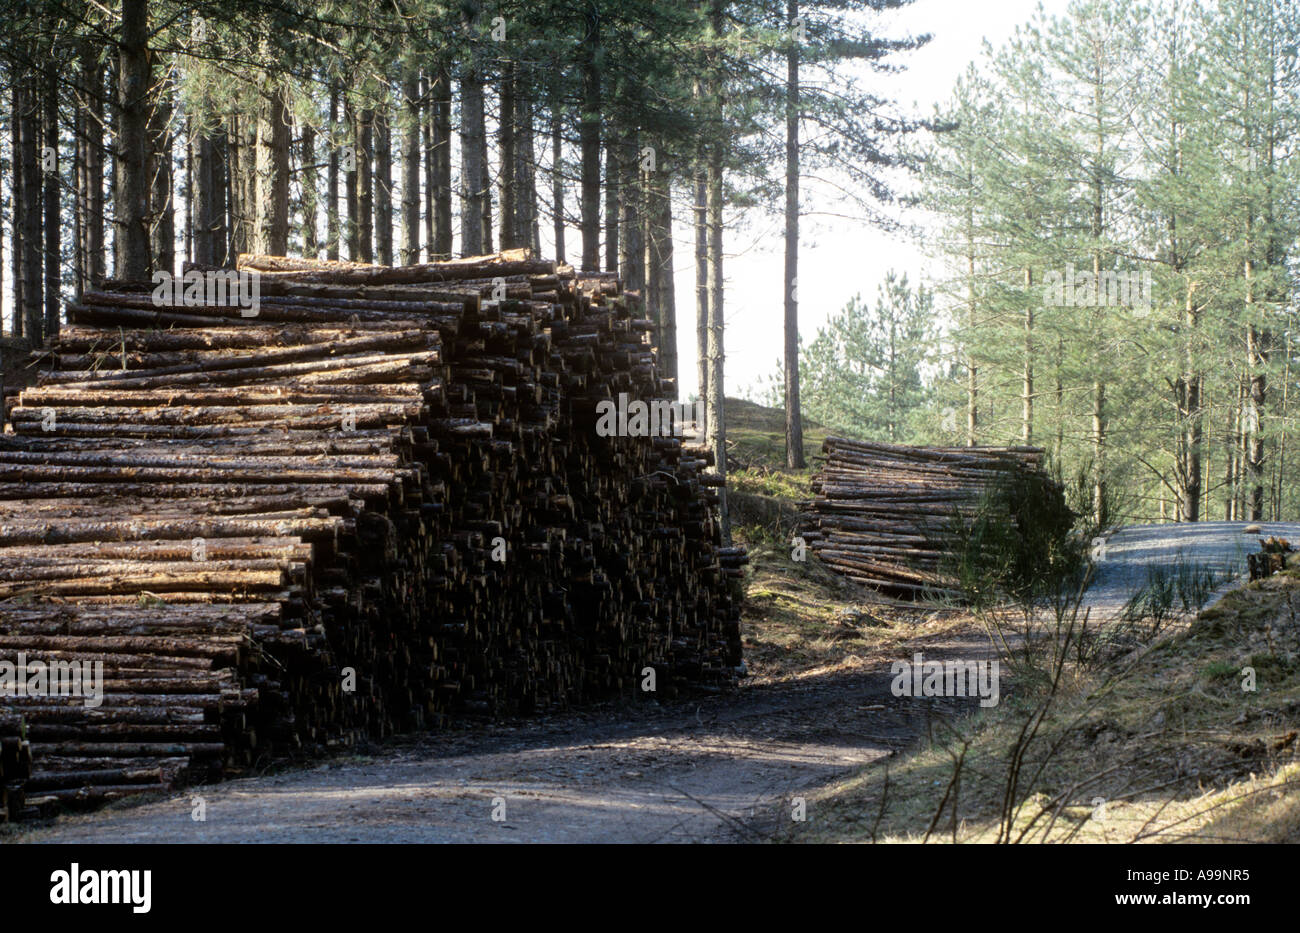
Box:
(1084, 520), (1300, 617)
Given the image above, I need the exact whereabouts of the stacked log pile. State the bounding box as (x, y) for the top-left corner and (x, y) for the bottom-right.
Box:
(799, 436), (1057, 600)
(1, 713), (32, 820)
(0, 250), (743, 819)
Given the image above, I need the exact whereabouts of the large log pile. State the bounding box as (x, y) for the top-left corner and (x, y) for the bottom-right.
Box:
(0, 714), (32, 820)
(0, 251), (744, 819)
(798, 436), (1059, 600)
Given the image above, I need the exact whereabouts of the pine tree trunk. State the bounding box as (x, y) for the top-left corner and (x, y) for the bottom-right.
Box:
(107, 56), (118, 275)
(784, 0), (805, 469)
(344, 100), (359, 260)
(327, 84), (340, 261)
(694, 171), (708, 431)
(245, 104), (264, 254)
(430, 64), (452, 260)
(1089, 71), (1108, 529)
(579, 9), (601, 271)
(227, 113), (251, 256)
(646, 161), (677, 387)
(499, 62), (517, 250)
(1182, 370), (1203, 521)
(401, 67), (420, 265)
(300, 121), (319, 257)
(459, 53), (486, 257)
(224, 120), (238, 263)
(115, 0), (151, 280)
(1275, 349), (1289, 521)
(643, 158), (658, 325)
(421, 73), (434, 261)
(706, 143), (728, 544)
(148, 76), (174, 275)
(887, 321), (898, 441)
(516, 82), (538, 252)
(212, 128), (229, 267)
(604, 136), (619, 272)
(1179, 286), (1202, 521)
(267, 85), (290, 256)
(1228, 377), (1246, 520)
(72, 53), (87, 297)
(11, 79), (24, 336)
(1, 79), (8, 329)
(703, 0), (728, 544)
(193, 131), (216, 265)
(1223, 392), (1236, 520)
(183, 123), (193, 265)
(964, 191), (977, 446)
(551, 106), (565, 264)
(374, 104), (392, 265)
(357, 107), (373, 263)
(619, 133), (643, 293)
(1092, 375), (1107, 526)
(20, 70), (43, 336)
(1247, 321), (1266, 521)
(1243, 222), (1264, 522)
(1022, 268), (1033, 444)
(43, 59), (60, 338)
(80, 47), (105, 287)
(478, 112), (492, 254)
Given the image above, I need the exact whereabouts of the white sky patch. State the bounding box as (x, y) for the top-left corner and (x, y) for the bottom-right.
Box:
(673, 0), (1067, 402)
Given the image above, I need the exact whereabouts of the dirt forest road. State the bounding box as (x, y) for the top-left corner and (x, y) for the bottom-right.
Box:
(12, 665), (976, 844)
(11, 521), (1284, 844)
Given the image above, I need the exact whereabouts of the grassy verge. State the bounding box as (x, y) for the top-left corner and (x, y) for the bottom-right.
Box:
(727, 397), (979, 684)
(783, 566), (1300, 843)
(736, 537), (979, 684)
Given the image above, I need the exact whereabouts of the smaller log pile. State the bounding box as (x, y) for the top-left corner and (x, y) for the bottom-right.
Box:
(798, 436), (1058, 600)
(1248, 537), (1293, 581)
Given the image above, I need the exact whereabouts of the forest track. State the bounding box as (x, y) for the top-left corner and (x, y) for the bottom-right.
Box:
(9, 664), (977, 843)
(1083, 520), (1300, 617)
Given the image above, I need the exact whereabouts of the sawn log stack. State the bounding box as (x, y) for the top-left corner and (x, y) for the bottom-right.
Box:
(0, 251), (744, 820)
(799, 435), (1058, 600)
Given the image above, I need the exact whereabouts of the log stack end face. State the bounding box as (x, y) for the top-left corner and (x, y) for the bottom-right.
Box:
(0, 252), (744, 820)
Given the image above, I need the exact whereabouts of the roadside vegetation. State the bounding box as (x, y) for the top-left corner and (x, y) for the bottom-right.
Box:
(728, 399), (1300, 843)
(783, 563), (1300, 843)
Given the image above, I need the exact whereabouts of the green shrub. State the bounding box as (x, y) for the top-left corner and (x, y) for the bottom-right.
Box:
(949, 465), (1081, 607)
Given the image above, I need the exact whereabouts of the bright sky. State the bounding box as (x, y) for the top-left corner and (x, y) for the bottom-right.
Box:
(668, 0), (1062, 403)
